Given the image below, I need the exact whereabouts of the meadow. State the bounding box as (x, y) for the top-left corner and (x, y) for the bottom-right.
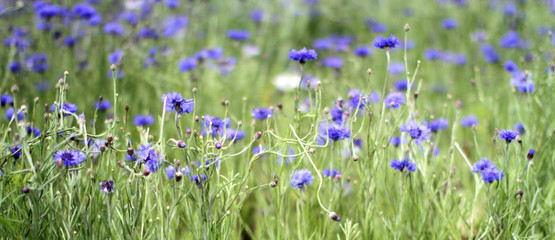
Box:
(0, 0), (554, 239)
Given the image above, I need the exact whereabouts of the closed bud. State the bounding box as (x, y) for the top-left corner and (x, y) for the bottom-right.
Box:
(106, 135), (113, 143)
(57, 159), (64, 168)
(110, 64), (116, 71)
(329, 211), (341, 222)
(117, 161), (125, 168)
(124, 104), (129, 111)
(99, 145), (106, 153)
(323, 107), (329, 114)
(23, 186), (30, 194)
(353, 155), (359, 161)
(527, 149), (534, 160)
(277, 102), (283, 110)
(517, 189), (523, 199)
(178, 141), (186, 148)
(11, 84), (19, 94)
(143, 169), (151, 177)
(404, 23), (410, 32)
(254, 131), (262, 140)
(127, 147), (134, 156)
(175, 171), (183, 182)
(269, 182), (277, 188)
(194, 116), (200, 122)
(192, 88), (198, 93)
(215, 142), (222, 149)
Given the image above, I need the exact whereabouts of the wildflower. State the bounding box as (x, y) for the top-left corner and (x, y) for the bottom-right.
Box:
(250, 9), (263, 23)
(390, 158), (417, 172)
(481, 168), (504, 183)
(471, 158), (496, 173)
(190, 174), (207, 184)
(104, 22), (125, 36)
(348, 89), (367, 110)
(499, 31), (527, 49)
(514, 123), (525, 135)
(9, 62), (21, 73)
(427, 118), (449, 132)
(134, 115), (154, 126)
(94, 100), (111, 111)
(504, 60), (518, 73)
(527, 149), (534, 160)
(253, 146), (268, 157)
(322, 169), (341, 178)
(36, 4), (63, 20)
(442, 18), (458, 29)
(5, 107), (24, 121)
(364, 18), (387, 33)
(53, 150), (87, 167)
(400, 120), (431, 145)
(108, 50), (123, 65)
(27, 126), (41, 137)
(227, 29), (250, 41)
(425, 48), (443, 60)
(389, 62), (405, 75)
(394, 80), (412, 91)
(290, 169), (314, 189)
(162, 92), (194, 114)
(163, 16), (188, 38)
(288, 47), (318, 64)
(252, 108), (273, 120)
(166, 0), (179, 8)
(11, 145), (22, 159)
(318, 123), (350, 142)
(329, 105), (348, 124)
(226, 128), (246, 142)
(203, 115), (231, 137)
(137, 143), (162, 173)
(385, 92), (405, 109)
(354, 46), (372, 57)
(322, 56), (343, 69)
(50, 103), (78, 117)
(26, 53), (48, 73)
(179, 58), (197, 72)
(368, 92), (380, 103)
(1, 94), (13, 107)
(373, 34), (399, 49)
(71, 3), (97, 20)
(461, 115), (478, 127)
(99, 180), (114, 194)
(136, 27), (159, 39)
(481, 44), (500, 63)
(498, 129), (519, 143)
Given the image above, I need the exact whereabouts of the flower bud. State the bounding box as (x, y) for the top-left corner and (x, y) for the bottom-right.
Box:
(178, 141), (186, 148)
(254, 131), (262, 140)
(329, 211), (340, 222)
(23, 186), (30, 194)
(269, 182), (277, 188)
(215, 142), (222, 149)
(143, 169), (151, 177)
(127, 147), (134, 156)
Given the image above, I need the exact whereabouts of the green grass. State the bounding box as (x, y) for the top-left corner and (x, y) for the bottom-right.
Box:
(0, 0), (554, 239)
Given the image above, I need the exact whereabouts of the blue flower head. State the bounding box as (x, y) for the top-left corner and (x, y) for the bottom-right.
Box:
(252, 108), (273, 120)
(461, 115), (478, 128)
(226, 128), (246, 142)
(134, 115), (154, 126)
(318, 123), (350, 142)
(471, 158), (496, 173)
(203, 115), (231, 137)
(442, 18), (458, 29)
(27, 126), (41, 137)
(290, 169), (314, 189)
(50, 103), (78, 117)
(498, 129), (519, 143)
(163, 16), (188, 38)
(104, 22), (124, 36)
(137, 143), (162, 173)
(53, 150), (87, 167)
(179, 57), (197, 72)
(373, 34), (399, 49)
(354, 46), (372, 57)
(514, 123), (525, 135)
(504, 60), (518, 73)
(481, 44), (500, 63)
(428, 118), (449, 132)
(11, 145), (22, 159)
(277, 148), (296, 165)
(5, 107), (24, 121)
(289, 47), (318, 64)
(400, 120), (431, 145)
(71, 3), (97, 20)
(322, 56), (343, 69)
(94, 100), (111, 111)
(348, 89), (367, 110)
(385, 92), (405, 109)
(322, 169), (341, 178)
(162, 92), (194, 114)
(390, 158), (417, 172)
(227, 29), (250, 41)
(481, 168), (504, 183)
(99, 180), (114, 194)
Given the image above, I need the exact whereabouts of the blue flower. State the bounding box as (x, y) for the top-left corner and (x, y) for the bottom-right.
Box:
(137, 143), (162, 173)
(108, 50), (123, 64)
(498, 129), (519, 143)
(166, 0), (179, 8)
(389, 136), (404, 147)
(290, 169), (314, 189)
(99, 180), (114, 194)
(119, 12), (138, 25)
(329, 106), (348, 124)
(26, 53), (48, 73)
(394, 80), (412, 91)
(504, 60), (518, 73)
(322, 56), (343, 69)
(50, 103), (78, 117)
(136, 27), (159, 39)
(481, 168), (504, 183)
(227, 29), (250, 41)
(389, 62), (405, 75)
(252, 108), (273, 120)
(425, 48), (444, 60)
(461, 115), (478, 127)
(277, 148), (296, 165)
(5, 107), (24, 121)
(190, 174), (207, 184)
(390, 158), (417, 172)
(63, 37), (77, 47)
(163, 16), (188, 38)
(1, 94), (13, 107)
(203, 115), (231, 137)
(94, 100), (111, 111)
(499, 31), (527, 49)
(162, 92), (194, 114)
(27, 126), (41, 137)
(288, 47), (318, 64)
(428, 118), (449, 132)
(442, 18), (458, 29)
(514, 123), (525, 135)
(471, 158), (496, 173)
(400, 120), (431, 145)
(368, 92), (380, 103)
(373, 34), (399, 49)
(348, 89), (367, 110)
(179, 58), (197, 72)
(481, 44), (500, 63)
(36, 4), (63, 20)
(385, 92), (405, 109)
(322, 169), (341, 178)
(364, 18), (387, 33)
(9, 61), (22, 73)
(134, 115), (154, 126)
(104, 22), (125, 36)
(250, 9), (263, 23)
(226, 128), (246, 142)
(253, 146), (268, 157)
(11, 145), (22, 159)
(354, 46), (372, 57)
(318, 123), (350, 142)
(53, 150), (87, 167)
(71, 3), (97, 20)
